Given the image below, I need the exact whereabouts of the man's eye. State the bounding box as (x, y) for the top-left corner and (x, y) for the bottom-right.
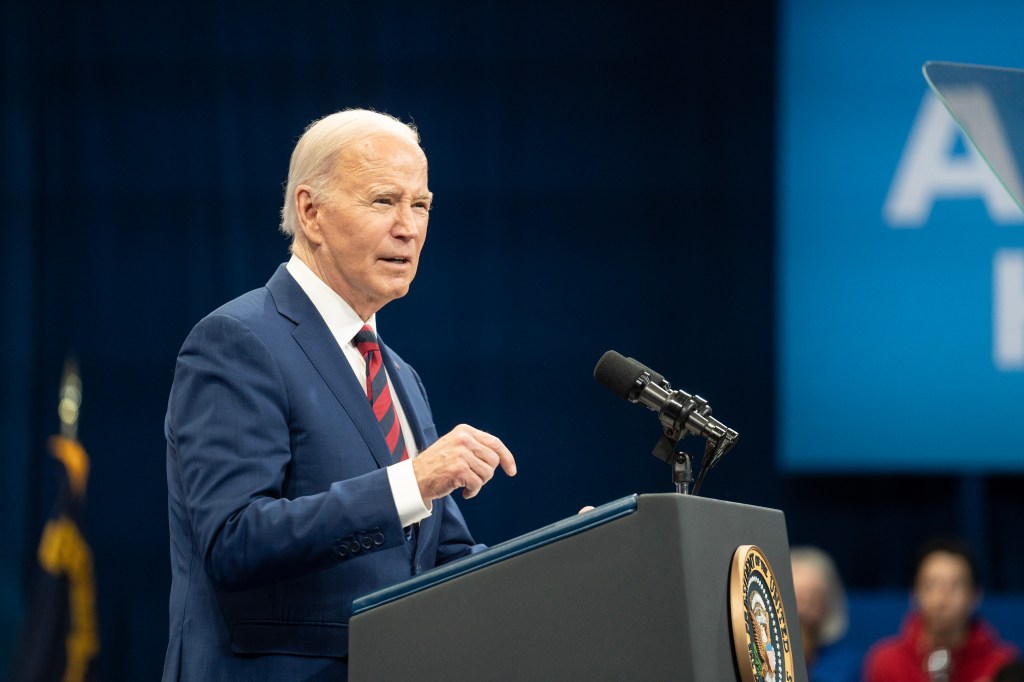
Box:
(414, 201), (431, 212)
(374, 197), (393, 205)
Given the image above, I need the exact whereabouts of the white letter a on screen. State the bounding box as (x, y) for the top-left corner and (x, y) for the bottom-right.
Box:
(884, 91), (1023, 228)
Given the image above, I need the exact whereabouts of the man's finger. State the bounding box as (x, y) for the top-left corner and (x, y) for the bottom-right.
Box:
(460, 424), (517, 477)
(459, 468), (486, 499)
(462, 449), (496, 486)
(498, 448), (517, 477)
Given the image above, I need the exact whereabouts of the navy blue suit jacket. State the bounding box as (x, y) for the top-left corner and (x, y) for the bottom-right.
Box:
(163, 265), (481, 680)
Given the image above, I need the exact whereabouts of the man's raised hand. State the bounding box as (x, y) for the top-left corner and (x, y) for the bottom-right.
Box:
(412, 424), (517, 503)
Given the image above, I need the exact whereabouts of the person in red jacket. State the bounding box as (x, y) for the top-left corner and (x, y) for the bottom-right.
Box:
(863, 537), (1018, 682)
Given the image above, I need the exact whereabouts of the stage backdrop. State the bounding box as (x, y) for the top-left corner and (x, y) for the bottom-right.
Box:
(0, 2), (781, 678)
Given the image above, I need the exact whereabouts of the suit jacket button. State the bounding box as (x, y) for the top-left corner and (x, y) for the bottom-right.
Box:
(372, 532), (385, 546)
(360, 536), (373, 550)
(349, 540), (362, 554)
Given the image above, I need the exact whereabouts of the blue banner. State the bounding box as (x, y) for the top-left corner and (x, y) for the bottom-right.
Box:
(778, 0), (1024, 471)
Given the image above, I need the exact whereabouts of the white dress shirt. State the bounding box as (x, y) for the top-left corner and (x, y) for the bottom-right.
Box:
(286, 256), (431, 527)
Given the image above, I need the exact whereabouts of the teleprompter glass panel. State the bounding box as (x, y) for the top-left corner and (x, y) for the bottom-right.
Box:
(924, 61), (1024, 214)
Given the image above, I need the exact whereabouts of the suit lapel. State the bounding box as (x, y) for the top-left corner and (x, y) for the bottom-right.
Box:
(266, 265), (394, 471)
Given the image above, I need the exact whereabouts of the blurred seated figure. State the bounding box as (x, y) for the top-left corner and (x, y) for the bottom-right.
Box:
(863, 537), (1018, 682)
(790, 546), (862, 682)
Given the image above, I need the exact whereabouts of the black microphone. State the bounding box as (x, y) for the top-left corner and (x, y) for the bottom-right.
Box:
(593, 351), (665, 400)
(925, 648), (950, 682)
(593, 350), (739, 469)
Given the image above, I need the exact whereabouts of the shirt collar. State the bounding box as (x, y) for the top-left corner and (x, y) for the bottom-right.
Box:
(285, 254), (377, 348)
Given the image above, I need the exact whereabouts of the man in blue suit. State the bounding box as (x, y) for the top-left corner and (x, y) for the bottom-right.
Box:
(163, 109), (517, 680)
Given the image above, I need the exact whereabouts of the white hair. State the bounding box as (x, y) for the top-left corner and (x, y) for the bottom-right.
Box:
(279, 109), (421, 237)
(790, 545), (849, 646)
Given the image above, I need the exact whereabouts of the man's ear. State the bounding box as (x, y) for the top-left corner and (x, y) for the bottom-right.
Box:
(294, 185), (324, 246)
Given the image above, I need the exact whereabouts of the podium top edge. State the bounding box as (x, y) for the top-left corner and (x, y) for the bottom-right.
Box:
(351, 494), (639, 617)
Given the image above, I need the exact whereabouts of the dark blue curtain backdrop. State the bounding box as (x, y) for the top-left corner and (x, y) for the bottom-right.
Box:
(2, 1), (1022, 678)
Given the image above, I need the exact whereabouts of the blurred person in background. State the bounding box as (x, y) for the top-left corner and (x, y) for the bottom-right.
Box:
(790, 545), (862, 682)
(863, 537), (1017, 682)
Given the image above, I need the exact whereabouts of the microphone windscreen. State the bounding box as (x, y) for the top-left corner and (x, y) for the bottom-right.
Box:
(626, 356), (665, 387)
(594, 350), (651, 400)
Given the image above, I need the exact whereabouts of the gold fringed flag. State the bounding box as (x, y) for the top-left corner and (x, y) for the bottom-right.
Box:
(11, 359), (100, 681)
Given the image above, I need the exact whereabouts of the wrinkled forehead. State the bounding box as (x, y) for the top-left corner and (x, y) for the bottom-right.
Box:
(337, 133), (428, 178)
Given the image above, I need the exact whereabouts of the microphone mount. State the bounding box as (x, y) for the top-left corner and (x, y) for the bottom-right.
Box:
(621, 360), (739, 495)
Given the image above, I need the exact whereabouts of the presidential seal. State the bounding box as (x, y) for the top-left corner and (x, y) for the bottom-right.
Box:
(729, 545), (795, 682)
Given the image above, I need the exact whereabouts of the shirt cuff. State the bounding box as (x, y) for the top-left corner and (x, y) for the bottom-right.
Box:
(387, 459), (432, 527)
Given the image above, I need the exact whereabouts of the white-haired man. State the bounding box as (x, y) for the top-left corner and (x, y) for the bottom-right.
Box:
(163, 109), (516, 680)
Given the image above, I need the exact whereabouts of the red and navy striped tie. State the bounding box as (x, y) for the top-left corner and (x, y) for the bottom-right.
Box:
(354, 325), (408, 462)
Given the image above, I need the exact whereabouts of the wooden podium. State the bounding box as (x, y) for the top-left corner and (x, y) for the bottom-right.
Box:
(349, 493), (807, 680)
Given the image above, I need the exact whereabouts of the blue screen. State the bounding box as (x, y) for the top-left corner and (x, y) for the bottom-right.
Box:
(778, 0), (1024, 471)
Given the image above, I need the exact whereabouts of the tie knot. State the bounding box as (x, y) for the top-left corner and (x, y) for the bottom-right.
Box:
(353, 324), (379, 355)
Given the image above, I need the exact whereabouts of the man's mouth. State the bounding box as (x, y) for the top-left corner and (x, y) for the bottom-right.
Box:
(380, 257), (410, 264)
